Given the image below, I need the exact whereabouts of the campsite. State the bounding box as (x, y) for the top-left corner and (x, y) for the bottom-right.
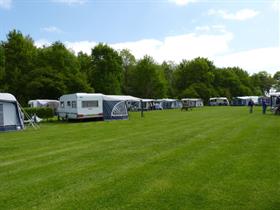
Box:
(1, 107), (280, 210)
(1, 0), (280, 209)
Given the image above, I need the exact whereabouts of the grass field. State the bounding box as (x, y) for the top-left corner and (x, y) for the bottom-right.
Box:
(0, 107), (279, 210)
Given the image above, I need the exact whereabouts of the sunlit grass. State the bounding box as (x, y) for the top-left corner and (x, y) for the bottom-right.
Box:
(0, 107), (279, 210)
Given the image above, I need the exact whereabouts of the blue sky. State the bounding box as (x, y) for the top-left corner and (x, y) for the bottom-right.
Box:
(0, 0), (279, 74)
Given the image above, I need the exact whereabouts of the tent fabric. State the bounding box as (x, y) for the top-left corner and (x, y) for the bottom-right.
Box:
(28, 100), (60, 108)
(0, 93), (17, 102)
(0, 104), (3, 126)
(105, 95), (141, 102)
(0, 93), (24, 132)
(270, 92), (280, 96)
(232, 96), (260, 106)
(141, 99), (154, 102)
(182, 98), (203, 107)
(103, 100), (128, 120)
(210, 97), (228, 100)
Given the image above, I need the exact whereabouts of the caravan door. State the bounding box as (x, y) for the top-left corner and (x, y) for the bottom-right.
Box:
(77, 95), (103, 119)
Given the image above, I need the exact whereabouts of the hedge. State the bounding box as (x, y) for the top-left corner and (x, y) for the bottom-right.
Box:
(23, 107), (54, 120)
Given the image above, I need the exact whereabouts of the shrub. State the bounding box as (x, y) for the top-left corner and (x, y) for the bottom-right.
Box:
(23, 107), (54, 120)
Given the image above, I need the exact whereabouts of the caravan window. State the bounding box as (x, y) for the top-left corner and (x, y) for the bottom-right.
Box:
(82, 101), (98, 108)
(60, 102), (64, 108)
(67, 101), (71, 107)
(72, 101), (77, 108)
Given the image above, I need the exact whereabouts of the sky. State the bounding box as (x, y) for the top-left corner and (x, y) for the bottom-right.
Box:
(0, 0), (279, 74)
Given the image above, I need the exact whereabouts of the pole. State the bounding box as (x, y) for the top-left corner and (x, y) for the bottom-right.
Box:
(140, 100), (144, 118)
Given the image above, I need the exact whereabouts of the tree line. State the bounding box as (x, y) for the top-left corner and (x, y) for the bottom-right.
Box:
(0, 30), (279, 105)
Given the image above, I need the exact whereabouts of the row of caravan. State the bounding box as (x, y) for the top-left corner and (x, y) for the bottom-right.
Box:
(57, 93), (204, 120)
(2, 92), (279, 132)
(0, 93), (205, 132)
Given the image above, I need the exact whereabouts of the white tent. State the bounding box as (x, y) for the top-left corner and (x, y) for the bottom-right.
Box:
(28, 99), (60, 111)
(232, 96), (260, 106)
(269, 92), (280, 107)
(140, 99), (154, 110)
(101, 95), (141, 111)
(0, 93), (24, 132)
(181, 98), (204, 107)
(156, 99), (182, 109)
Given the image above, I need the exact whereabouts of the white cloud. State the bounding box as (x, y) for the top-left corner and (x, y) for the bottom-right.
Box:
(168, 0), (198, 6)
(35, 26), (279, 74)
(195, 25), (227, 33)
(65, 41), (97, 54)
(41, 26), (63, 33)
(36, 26), (233, 62)
(214, 47), (280, 74)
(51, 0), (87, 5)
(112, 32), (233, 63)
(208, 9), (259, 21)
(35, 39), (51, 48)
(272, 0), (280, 11)
(0, 0), (12, 9)
(195, 26), (210, 32)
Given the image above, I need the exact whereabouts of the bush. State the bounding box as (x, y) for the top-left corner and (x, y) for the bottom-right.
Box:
(23, 107), (54, 120)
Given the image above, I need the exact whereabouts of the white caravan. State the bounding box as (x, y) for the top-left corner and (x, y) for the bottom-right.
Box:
(209, 97), (229, 106)
(57, 93), (128, 120)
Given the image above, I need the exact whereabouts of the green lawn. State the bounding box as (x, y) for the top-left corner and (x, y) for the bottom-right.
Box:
(0, 107), (279, 210)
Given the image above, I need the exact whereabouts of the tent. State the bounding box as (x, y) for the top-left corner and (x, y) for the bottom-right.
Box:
(181, 98), (204, 107)
(138, 99), (154, 110)
(106, 95), (141, 111)
(269, 92), (280, 107)
(102, 95), (129, 120)
(0, 93), (24, 132)
(28, 99), (60, 111)
(156, 99), (182, 109)
(232, 96), (260, 106)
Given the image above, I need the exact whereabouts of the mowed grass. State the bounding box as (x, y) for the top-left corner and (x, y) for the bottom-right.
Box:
(0, 107), (279, 210)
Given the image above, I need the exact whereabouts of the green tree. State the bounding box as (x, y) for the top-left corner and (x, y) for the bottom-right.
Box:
(77, 52), (92, 83)
(119, 49), (136, 95)
(251, 71), (275, 94)
(174, 57), (215, 99)
(91, 44), (123, 94)
(130, 56), (167, 98)
(162, 61), (176, 98)
(26, 67), (67, 100)
(3, 30), (37, 103)
(273, 71), (280, 91)
(36, 42), (93, 95)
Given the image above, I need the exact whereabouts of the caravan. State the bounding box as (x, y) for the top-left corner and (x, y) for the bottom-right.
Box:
(0, 93), (24, 132)
(209, 97), (229, 106)
(57, 93), (128, 120)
